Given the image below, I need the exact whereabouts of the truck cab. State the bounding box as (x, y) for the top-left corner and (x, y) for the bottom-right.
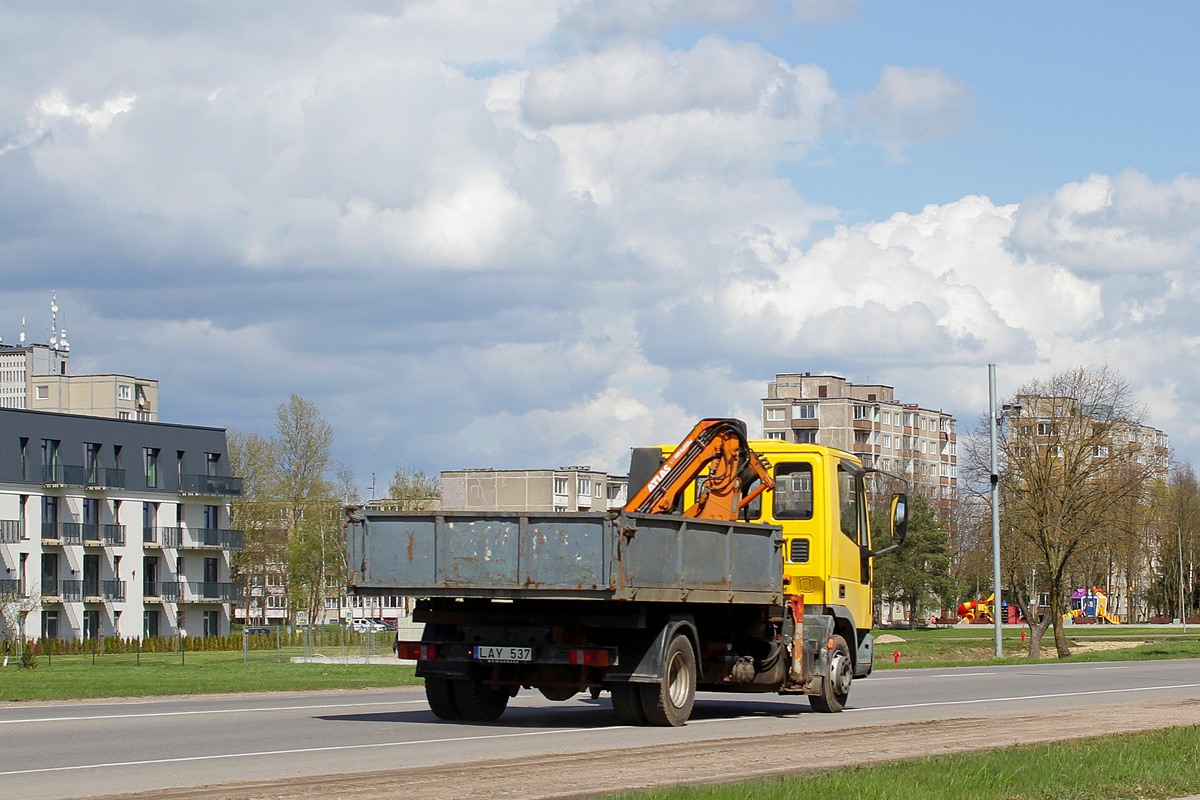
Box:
(653, 439), (889, 676)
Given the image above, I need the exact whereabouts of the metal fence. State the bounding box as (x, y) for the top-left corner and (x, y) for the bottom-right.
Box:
(240, 624), (401, 664)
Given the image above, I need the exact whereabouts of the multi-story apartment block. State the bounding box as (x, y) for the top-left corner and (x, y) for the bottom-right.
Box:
(1011, 394), (1170, 475)
(439, 467), (628, 513)
(762, 373), (957, 499)
(0, 407), (243, 641)
(0, 341), (159, 421)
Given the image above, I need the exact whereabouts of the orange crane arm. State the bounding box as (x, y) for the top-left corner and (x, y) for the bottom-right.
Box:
(624, 418), (775, 521)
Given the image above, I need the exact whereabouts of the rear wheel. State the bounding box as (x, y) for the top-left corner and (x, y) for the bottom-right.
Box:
(809, 634), (852, 713)
(640, 634), (696, 726)
(610, 682), (648, 725)
(454, 677), (509, 722)
(424, 677), (463, 720)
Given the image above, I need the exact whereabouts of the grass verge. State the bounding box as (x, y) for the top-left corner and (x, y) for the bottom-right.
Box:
(874, 626), (1200, 669)
(0, 648), (419, 701)
(612, 724), (1200, 800)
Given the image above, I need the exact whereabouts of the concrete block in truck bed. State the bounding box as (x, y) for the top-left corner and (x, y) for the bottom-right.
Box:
(346, 510), (783, 604)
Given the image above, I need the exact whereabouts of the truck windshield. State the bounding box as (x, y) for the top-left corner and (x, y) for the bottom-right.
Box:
(773, 463), (813, 519)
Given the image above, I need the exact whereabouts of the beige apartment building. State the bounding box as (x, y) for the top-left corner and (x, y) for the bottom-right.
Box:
(440, 468), (628, 513)
(0, 342), (158, 421)
(762, 373), (957, 499)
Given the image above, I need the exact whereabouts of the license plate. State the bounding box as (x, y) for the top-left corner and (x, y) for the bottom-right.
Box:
(473, 645), (533, 663)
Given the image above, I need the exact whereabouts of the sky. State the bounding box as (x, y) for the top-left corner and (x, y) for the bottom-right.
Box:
(3, 1), (1200, 491)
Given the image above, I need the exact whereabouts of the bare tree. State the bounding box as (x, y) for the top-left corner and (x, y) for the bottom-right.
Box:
(998, 366), (1159, 658)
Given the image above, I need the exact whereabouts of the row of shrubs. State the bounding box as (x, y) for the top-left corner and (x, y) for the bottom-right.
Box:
(1, 628), (389, 657)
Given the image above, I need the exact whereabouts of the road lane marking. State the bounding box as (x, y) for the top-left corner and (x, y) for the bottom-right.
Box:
(0, 699), (427, 726)
(0, 725), (628, 777)
(847, 682), (1200, 712)
(1094, 666), (1133, 670)
(932, 672), (998, 679)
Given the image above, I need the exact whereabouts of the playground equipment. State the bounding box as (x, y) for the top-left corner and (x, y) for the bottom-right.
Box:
(957, 594), (995, 624)
(1065, 588), (1120, 624)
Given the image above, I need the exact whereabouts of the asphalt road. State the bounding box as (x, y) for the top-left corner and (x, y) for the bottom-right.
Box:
(3, 659), (1200, 800)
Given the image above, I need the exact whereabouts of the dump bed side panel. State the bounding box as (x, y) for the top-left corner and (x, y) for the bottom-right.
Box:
(347, 510), (782, 604)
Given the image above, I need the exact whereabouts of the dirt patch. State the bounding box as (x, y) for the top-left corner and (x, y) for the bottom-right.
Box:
(90, 698), (1200, 800)
(1069, 640), (1145, 653)
(874, 634), (906, 644)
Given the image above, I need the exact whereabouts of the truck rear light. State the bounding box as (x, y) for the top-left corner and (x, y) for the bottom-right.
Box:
(395, 642), (438, 660)
(568, 648), (610, 667)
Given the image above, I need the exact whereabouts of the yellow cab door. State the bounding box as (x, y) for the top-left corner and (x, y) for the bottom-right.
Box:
(757, 448), (825, 606)
(827, 458), (872, 629)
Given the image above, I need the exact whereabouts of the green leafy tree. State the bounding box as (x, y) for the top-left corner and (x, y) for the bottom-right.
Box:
(384, 468), (440, 510)
(873, 494), (958, 627)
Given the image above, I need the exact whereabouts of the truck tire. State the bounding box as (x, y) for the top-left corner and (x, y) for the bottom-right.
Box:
(454, 678), (509, 722)
(424, 677), (463, 720)
(640, 633), (696, 726)
(809, 634), (852, 713)
(610, 683), (648, 725)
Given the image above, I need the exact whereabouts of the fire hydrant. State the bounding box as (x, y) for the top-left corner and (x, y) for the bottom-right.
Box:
(893, 650), (900, 664)
(1021, 631), (1026, 643)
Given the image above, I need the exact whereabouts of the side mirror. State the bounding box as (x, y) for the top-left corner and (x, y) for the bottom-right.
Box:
(890, 493), (908, 544)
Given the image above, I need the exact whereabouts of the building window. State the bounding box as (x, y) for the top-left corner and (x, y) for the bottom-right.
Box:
(35, 385), (49, 400)
(1037, 422), (1057, 436)
(144, 448), (160, 488)
(205, 452), (220, 476)
(818, 385), (828, 398)
(594, 484), (602, 499)
(795, 431), (817, 444)
(853, 405), (872, 421)
(118, 411), (131, 420)
(882, 435), (891, 449)
(1094, 445), (1109, 457)
(19, 437), (28, 480)
(203, 610), (219, 637)
(118, 384), (132, 400)
(553, 477), (568, 495)
(793, 403), (817, 420)
(577, 477), (591, 496)
(882, 411), (890, 426)
(42, 610), (59, 640)
(766, 407), (786, 422)
(766, 431), (786, 441)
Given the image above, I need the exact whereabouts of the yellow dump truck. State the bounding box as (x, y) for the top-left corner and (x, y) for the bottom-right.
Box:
(346, 419), (906, 725)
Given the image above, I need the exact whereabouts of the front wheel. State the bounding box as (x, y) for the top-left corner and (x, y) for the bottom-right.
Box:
(809, 634), (852, 713)
(640, 633), (696, 726)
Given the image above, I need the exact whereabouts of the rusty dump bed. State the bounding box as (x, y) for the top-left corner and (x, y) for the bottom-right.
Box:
(346, 510), (783, 604)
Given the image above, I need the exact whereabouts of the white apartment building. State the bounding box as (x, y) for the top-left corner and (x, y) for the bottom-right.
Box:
(0, 407), (242, 641)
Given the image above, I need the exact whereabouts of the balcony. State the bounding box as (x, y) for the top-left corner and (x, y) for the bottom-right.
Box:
(44, 580), (84, 602)
(0, 578), (22, 596)
(63, 523), (126, 547)
(188, 581), (242, 603)
(42, 522), (82, 545)
(150, 581), (243, 603)
(43, 464), (88, 487)
(87, 468), (126, 489)
(0, 519), (21, 543)
(178, 473), (243, 497)
(160, 527), (245, 551)
(143, 580), (181, 601)
(81, 580), (126, 602)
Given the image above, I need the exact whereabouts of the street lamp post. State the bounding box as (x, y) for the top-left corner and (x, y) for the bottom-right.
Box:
(988, 365), (1003, 658)
(1166, 521), (1186, 633)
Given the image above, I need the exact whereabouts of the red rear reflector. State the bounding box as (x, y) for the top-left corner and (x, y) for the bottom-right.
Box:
(568, 648), (610, 667)
(396, 642), (438, 660)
